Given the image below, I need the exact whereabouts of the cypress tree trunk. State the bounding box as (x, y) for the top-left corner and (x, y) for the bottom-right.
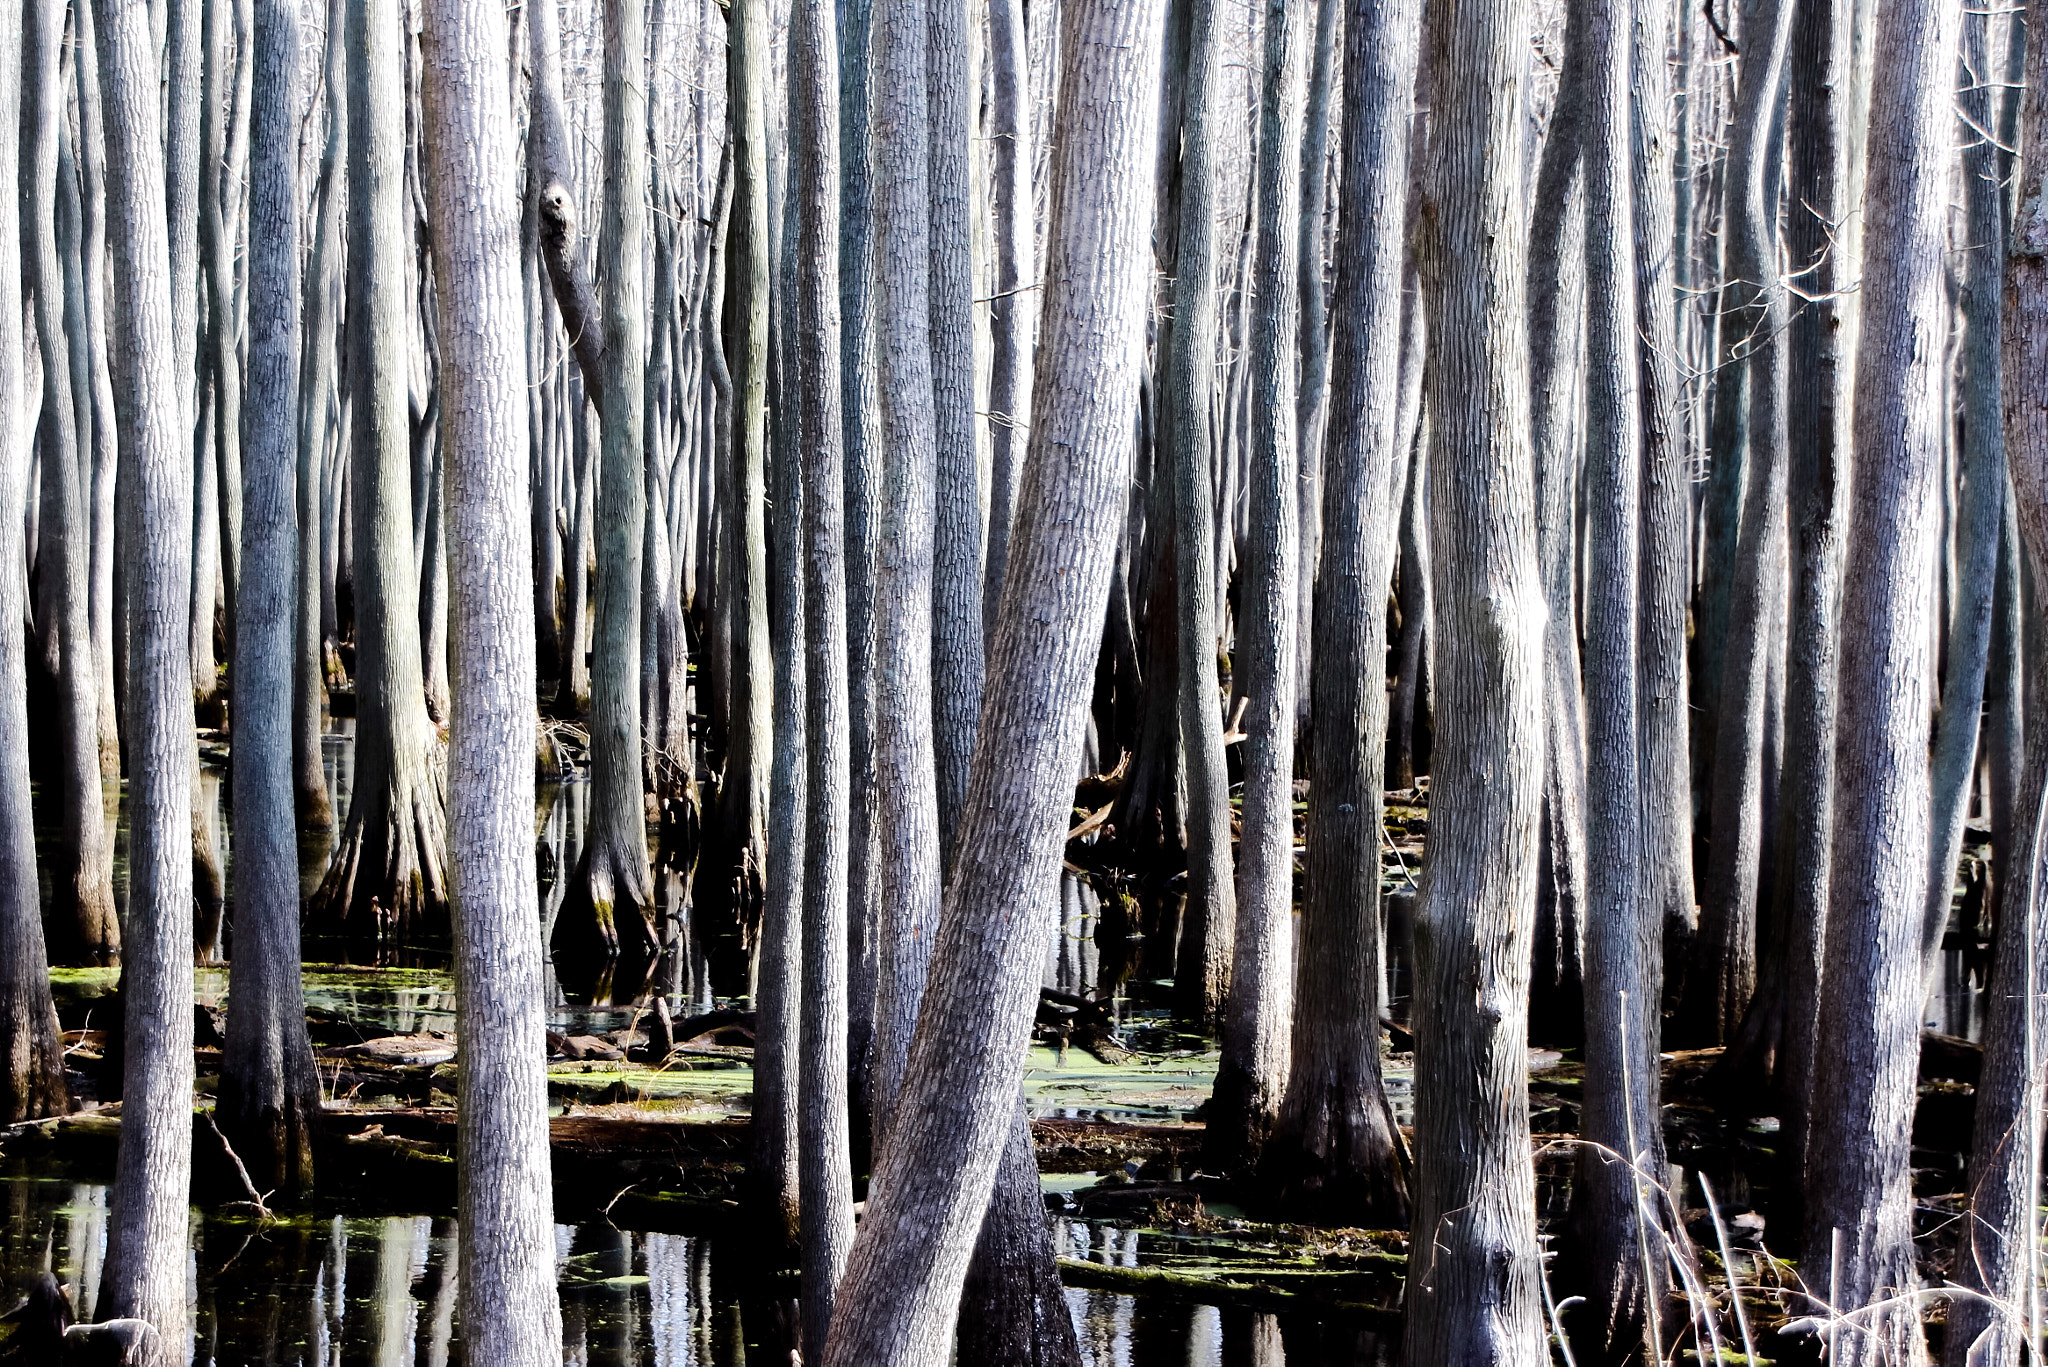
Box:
(820, 5), (1162, 1356)
(198, 0), (242, 688)
(26, 0), (118, 965)
(1401, 0), (1548, 1352)
(869, 0), (944, 1132)
(790, 0), (855, 1352)
(218, 0), (320, 1197)
(1291, 0), (1340, 728)
(1567, 0), (1672, 1351)
(980, 0), (1033, 630)
(96, 0), (198, 1340)
(0, 0), (66, 1125)
(312, 0), (449, 945)
(416, 0), (564, 1355)
(1207, 0), (1303, 1177)
(1261, 0), (1417, 1229)
(1800, 0), (1959, 1357)
(1168, 0), (1236, 1030)
(72, 0), (121, 785)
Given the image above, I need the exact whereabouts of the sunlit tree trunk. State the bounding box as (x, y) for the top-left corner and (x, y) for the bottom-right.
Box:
(1800, 0), (1959, 1357)
(821, 4), (1161, 1358)
(1401, 0), (1547, 1352)
(218, 0), (320, 1197)
(95, 0), (198, 1340)
(417, 1), (565, 1357)
(980, 0), (1033, 629)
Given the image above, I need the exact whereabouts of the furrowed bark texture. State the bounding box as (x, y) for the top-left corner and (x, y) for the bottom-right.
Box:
(219, 0), (320, 1197)
(1941, 0), (2048, 1360)
(1263, 0), (1417, 1229)
(97, 0), (198, 1345)
(1402, 0), (1548, 1353)
(418, 1), (565, 1358)
(315, 0), (448, 944)
(1168, 0), (1236, 1030)
(818, 3), (1161, 1358)
(790, 0), (855, 1352)
(1800, 0), (1960, 1359)
(1207, 0), (1303, 1177)
(0, 0), (66, 1124)
(1569, 0), (1670, 1350)
(868, 0), (945, 1134)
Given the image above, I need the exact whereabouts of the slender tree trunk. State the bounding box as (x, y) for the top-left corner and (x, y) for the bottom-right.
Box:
(1206, 0), (1302, 1177)
(0, 0), (66, 1125)
(1261, 0), (1416, 1229)
(1168, 0), (1236, 1030)
(981, 0), (1033, 631)
(790, 0), (855, 1351)
(416, 5), (564, 1359)
(819, 7), (1161, 1357)
(1401, 0), (1548, 1352)
(312, 0), (449, 944)
(1679, 0), (1795, 1045)
(27, 0), (118, 963)
(72, 0), (121, 785)
(1800, 0), (1960, 1357)
(293, 7), (344, 833)
(869, 0), (945, 1133)
(198, 0), (242, 691)
(1291, 0), (1340, 729)
(1567, 0), (1672, 1351)
(218, 0), (319, 1198)
(96, 0), (198, 1342)
(1920, 14), (2007, 981)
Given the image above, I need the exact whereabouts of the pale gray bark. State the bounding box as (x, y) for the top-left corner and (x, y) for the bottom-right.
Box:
(27, 0), (118, 963)
(96, 0), (198, 1344)
(72, 0), (120, 783)
(1800, 0), (1960, 1357)
(1291, 0), (1339, 727)
(1168, 0), (1236, 1029)
(417, 2), (564, 1358)
(198, 0), (242, 688)
(313, 0), (449, 943)
(1402, 0), (1547, 1353)
(791, 3), (855, 1349)
(869, 0), (945, 1134)
(218, 0), (319, 1198)
(1207, 0), (1302, 1177)
(980, 0), (1034, 632)
(0, 0), (65, 1125)
(819, 3), (1161, 1357)
(928, 0), (985, 844)
(1263, 0), (1416, 1229)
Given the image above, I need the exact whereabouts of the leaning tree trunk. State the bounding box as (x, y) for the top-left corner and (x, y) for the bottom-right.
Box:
(1800, 0), (1960, 1360)
(417, 0), (566, 1358)
(96, 0), (198, 1343)
(789, 0), (856, 1353)
(26, 0), (118, 965)
(1206, 0), (1303, 1178)
(0, 3), (66, 1125)
(1168, 0), (1236, 1030)
(1943, 4), (2048, 1360)
(312, 0), (448, 946)
(558, 0), (656, 968)
(1401, 0), (1548, 1354)
(218, 0), (320, 1198)
(1260, 0), (1417, 1230)
(1567, 0), (1673, 1351)
(819, 3), (1161, 1358)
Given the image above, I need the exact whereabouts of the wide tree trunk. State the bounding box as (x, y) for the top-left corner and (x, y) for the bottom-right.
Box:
(790, 0), (855, 1352)
(1800, 0), (1959, 1358)
(416, 3), (564, 1358)
(95, 0), (198, 1342)
(819, 3), (1162, 1357)
(0, 1), (66, 1125)
(312, 0), (448, 945)
(1260, 0), (1417, 1230)
(26, 0), (117, 964)
(1401, 0), (1548, 1354)
(218, 0), (320, 1198)
(1206, 0), (1303, 1178)
(1167, 0), (1235, 1030)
